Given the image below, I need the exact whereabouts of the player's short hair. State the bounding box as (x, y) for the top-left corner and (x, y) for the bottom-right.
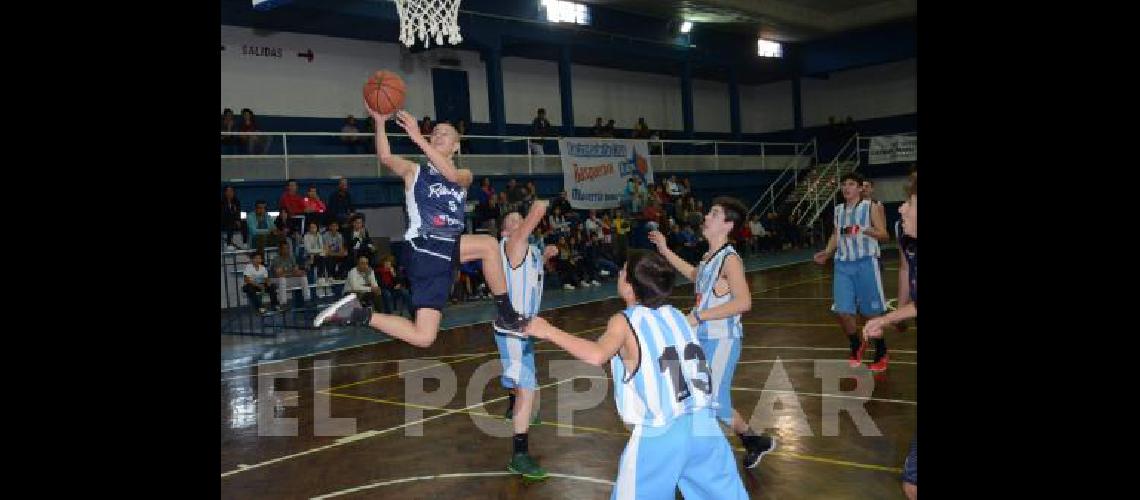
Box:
(711, 196), (746, 229)
(907, 172), (917, 197)
(841, 172), (864, 185)
(624, 250), (675, 308)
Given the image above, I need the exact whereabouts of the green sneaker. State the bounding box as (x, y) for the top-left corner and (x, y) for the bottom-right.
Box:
(507, 452), (548, 481)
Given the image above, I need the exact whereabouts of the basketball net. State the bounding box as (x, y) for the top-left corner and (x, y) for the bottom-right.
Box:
(395, 0), (463, 49)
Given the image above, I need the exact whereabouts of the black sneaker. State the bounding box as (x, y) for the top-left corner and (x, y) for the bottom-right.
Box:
(493, 312), (529, 337)
(742, 434), (777, 469)
(313, 294), (371, 327)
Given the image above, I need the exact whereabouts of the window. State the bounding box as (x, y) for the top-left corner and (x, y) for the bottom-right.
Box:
(757, 39), (783, 58)
(541, 0), (589, 25)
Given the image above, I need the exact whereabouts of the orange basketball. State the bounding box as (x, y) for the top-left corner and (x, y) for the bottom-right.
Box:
(363, 70), (406, 115)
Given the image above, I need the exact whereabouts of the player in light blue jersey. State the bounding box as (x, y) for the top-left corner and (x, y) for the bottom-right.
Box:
(496, 199), (559, 480)
(814, 172), (891, 371)
(526, 251), (748, 500)
(649, 196), (776, 470)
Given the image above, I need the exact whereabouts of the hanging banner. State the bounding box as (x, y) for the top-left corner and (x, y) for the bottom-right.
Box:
(559, 139), (654, 209)
(868, 135), (917, 164)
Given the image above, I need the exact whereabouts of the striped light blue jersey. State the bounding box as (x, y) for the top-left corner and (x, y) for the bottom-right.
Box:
(834, 199), (880, 261)
(500, 237), (544, 317)
(693, 244), (742, 340)
(612, 304), (716, 427)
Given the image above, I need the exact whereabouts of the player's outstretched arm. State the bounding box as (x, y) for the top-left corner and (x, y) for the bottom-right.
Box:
(525, 314), (630, 367)
(393, 111), (471, 187)
(507, 200), (550, 263)
(648, 230), (696, 281)
(863, 302), (917, 339)
(365, 104), (417, 179)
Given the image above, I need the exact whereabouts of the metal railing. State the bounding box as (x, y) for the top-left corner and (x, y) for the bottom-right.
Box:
(790, 133), (861, 228)
(747, 137), (817, 217)
(220, 132), (815, 181)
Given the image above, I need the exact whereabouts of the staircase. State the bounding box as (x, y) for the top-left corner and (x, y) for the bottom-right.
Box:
(788, 134), (861, 228)
(747, 138), (817, 218)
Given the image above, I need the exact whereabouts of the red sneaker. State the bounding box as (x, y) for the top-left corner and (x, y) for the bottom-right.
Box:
(848, 341), (868, 368)
(868, 354), (889, 372)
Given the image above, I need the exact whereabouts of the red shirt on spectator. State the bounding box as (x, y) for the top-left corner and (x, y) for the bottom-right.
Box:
(304, 196), (327, 214)
(376, 265), (395, 288)
(643, 204), (662, 223)
(279, 192), (307, 214)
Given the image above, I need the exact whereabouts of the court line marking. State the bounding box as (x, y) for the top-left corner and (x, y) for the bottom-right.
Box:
(321, 385), (907, 475)
(221, 257), (817, 373)
(311, 471), (614, 499)
(221, 377), (578, 478)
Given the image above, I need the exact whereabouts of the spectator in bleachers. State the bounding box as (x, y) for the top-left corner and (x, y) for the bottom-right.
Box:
(505, 178), (524, 207)
(347, 214), (376, 267)
(749, 214), (768, 253)
(303, 186), (327, 225)
(679, 224), (701, 264)
(279, 179), (307, 218)
(573, 234), (602, 286)
(666, 175), (682, 199)
(526, 181), (538, 201)
(583, 210), (601, 240)
(554, 236), (584, 290)
(680, 177), (691, 197)
(221, 185), (244, 249)
(345, 254), (381, 309)
(239, 108), (272, 154)
(478, 178), (495, 207)
(688, 200), (705, 229)
(622, 178), (637, 213)
(419, 116), (434, 136)
(632, 117), (650, 139)
(221, 109), (239, 154)
(531, 108), (551, 155)
(303, 222), (332, 298)
(247, 201), (280, 252)
(323, 220), (349, 279)
(613, 209), (631, 263)
(377, 255), (412, 318)
(548, 207), (569, 236)
(643, 198), (663, 229)
(341, 115), (365, 154)
(591, 117), (605, 137)
(327, 177), (354, 230)
(600, 213), (613, 244)
(552, 190), (573, 218)
(242, 252), (280, 314)
(272, 239), (312, 306)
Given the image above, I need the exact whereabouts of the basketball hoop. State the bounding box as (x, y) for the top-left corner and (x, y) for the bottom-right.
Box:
(395, 0), (463, 49)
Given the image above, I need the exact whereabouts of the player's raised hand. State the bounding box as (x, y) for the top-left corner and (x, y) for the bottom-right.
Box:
(648, 230), (667, 252)
(363, 99), (393, 123)
(394, 111), (424, 142)
(543, 244), (559, 261)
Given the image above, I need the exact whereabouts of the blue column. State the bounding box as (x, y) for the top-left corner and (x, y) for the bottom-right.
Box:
(485, 45), (506, 138)
(559, 46), (574, 136)
(728, 66), (741, 139)
(681, 59), (694, 139)
(792, 76), (803, 138)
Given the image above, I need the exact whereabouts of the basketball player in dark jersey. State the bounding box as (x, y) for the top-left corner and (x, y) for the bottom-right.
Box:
(315, 106), (529, 345)
(864, 172), (917, 500)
